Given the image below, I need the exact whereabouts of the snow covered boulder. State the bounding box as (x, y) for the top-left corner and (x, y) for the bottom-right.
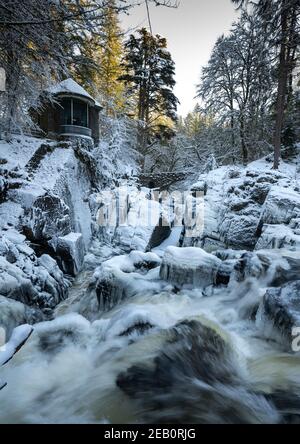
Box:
(55, 232), (85, 276)
(160, 246), (222, 289)
(91, 251), (162, 312)
(256, 281), (300, 350)
(259, 187), (300, 226)
(24, 192), (72, 242)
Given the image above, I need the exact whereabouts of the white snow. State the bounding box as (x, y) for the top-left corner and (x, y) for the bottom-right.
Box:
(0, 136), (45, 170)
(47, 78), (95, 102)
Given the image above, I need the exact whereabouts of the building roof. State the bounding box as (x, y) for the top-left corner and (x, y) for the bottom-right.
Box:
(47, 78), (102, 108)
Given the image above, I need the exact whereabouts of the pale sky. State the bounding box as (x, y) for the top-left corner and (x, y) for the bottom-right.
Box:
(122, 0), (238, 117)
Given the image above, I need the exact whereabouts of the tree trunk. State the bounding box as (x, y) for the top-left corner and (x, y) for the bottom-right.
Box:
(240, 114), (248, 165)
(273, 1), (289, 170)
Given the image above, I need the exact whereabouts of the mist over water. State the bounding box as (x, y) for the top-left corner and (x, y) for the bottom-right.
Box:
(1, 246), (300, 424)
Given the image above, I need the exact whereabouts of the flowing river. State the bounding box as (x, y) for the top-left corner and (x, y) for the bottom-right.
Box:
(1, 236), (300, 424)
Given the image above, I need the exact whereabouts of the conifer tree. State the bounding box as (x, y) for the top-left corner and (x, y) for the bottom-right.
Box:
(96, 0), (125, 114)
(120, 28), (179, 157)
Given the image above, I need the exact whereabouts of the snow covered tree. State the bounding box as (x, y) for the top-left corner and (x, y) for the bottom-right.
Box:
(231, 0), (300, 168)
(120, 28), (179, 161)
(197, 11), (275, 164)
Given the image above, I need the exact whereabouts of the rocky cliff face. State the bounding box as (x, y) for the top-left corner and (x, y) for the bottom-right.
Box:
(0, 136), (101, 332)
(182, 156), (300, 252)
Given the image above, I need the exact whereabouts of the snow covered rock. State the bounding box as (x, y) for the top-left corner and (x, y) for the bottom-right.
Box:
(259, 187), (300, 226)
(219, 206), (261, 250)
(24, 192), (72, 242)
(232, 249), (300, 287)
(55, 232), (85, 276)
(95, 186), (166, 253)
(0, 235), (69, 311)
(160, 246), (222, 289)
(256, 224), (300, 251)
(256, 281), (300, 350)
(91, 251), (162, 312)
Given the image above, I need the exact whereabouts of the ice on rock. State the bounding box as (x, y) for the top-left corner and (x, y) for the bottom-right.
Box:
(34, 313), (91, 354)
(160, 246), (222, 289)
(95, 186), (168, 253)
(0, 296), (29, 339)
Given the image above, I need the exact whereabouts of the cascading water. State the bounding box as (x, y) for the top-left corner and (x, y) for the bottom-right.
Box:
(1, 236), (300, 424)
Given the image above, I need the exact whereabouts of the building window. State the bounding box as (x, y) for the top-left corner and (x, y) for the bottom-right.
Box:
(59, 98), (89, 127)
(60, 98), (72, 125)
(73, 99), (88, 127)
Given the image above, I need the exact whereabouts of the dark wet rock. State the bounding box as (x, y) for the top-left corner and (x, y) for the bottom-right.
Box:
(54, 232), (85, 276)
(146, 218), (171, 251)
(256, 281), (300, 350)
(117, 320), (279, 424)
(215, 260), (237, 286)
(119, 322), (154, 337)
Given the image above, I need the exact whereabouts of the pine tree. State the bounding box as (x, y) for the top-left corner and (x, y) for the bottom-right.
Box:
(95, 0), (125, 114)
(120, 28), (179, 158)
(72, 0), (125, 114)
